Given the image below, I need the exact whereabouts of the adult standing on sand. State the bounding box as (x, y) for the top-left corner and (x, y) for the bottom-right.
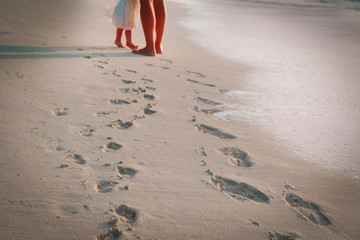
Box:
(133, 0), (166, 56)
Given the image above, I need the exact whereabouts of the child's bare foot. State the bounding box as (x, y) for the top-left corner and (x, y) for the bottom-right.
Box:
(126, 42), (139, 50)
(132, 47), (155, 57)
(115, 40), (125, 48)
(155, 44), (163, 54)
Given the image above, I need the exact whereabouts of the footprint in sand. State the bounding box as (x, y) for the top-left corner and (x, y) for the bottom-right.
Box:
(196, 97), (224, 107)
(187, 79), (216, 87)
(122, 79), (137, 84)
(192, 105), (223, 116)
(143, 94), (155, 100)
(268, 231), (299, 240)
(96, 205), (141, 240)
(65, 152), (86, 165)
(207, 170), (269, 203)
(200, 146), (208, 157)
(219, 89), (229, 94)
(126, 69), (137, 74)
(284, 192), (331, 226)
(159, 58), (173, 64)
(52, 107), (68, 116)
(97, 109), (121, 116)
(201, 159), (208, 166)
(132, 87), (147, 93)
(141, 77), (154, 83)
(220, 147), (252, 167)
(94, 64), (104, 69)
(187, 70), (206, 78)
(108, 119), (133, 130)
(80, 128), (95, 137)
(116, 165), (137, 179)
(144, 103), (156, 115)
(201, 109), (223, 115)
(97, 60), (108, 65)
(145, 86), (156, 91)
(95, 180), (118, 193)
(115, 204), (138, 223)
(119, 87), (151, 94)
(16, 72), (24, 78)
(109, 98), (137, 104)
(112, 71), (121, 77)
(72, 154), (86, 165)
(144, 63), (155, 67)
(119, 88), (131, 93)
(134, 112), (146, 120)
(144, 63), (170, 70)
(101, 142), (122, 152)
(96, 218), (122, 240)
(285, 184), (297, 191)
(196, 124), (236, 139)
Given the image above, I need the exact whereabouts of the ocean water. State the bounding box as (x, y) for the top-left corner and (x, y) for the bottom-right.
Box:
(169, 0), (360, 178)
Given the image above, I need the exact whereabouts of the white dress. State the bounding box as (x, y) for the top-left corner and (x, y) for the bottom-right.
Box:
(112, 0), (140, 30)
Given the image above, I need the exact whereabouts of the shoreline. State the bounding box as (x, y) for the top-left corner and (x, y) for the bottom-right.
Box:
(1, 0), (359, 239)
(170, 0), (360, 179)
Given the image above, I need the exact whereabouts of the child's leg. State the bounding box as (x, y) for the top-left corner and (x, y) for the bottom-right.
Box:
(115, 28), (125, 48)
(125, 30), (139, 50)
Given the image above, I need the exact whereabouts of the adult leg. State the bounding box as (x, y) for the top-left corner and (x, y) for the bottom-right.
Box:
(115, 28), (125, 48)
(153, 0), (166, 54)
(133, 0), (156, 56)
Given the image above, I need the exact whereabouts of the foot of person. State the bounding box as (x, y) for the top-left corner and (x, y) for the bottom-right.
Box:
(115, 40), (125, 48)
(155, 44), (163, 54)
(132, 47), (156, 57)
(126, 42), (139, 50)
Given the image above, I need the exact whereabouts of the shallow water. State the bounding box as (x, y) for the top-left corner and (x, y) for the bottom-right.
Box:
(170, 0), (360, 178)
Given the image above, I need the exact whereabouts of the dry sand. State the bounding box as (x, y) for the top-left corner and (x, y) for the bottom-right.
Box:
(0, 0), (359, 239)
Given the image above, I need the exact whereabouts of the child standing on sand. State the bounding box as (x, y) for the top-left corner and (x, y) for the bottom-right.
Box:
(112, 0), (140, 50)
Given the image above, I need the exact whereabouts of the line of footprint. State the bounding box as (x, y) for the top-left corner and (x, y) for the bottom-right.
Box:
(52, 57), (332, 239)
(93, 59), (165, 240)
(52, 57), (174, 239)
(187, 70), (331, 239)
(91, 58), (174, 239)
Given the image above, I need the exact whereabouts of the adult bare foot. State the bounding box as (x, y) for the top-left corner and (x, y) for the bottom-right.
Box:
(155, 44), (163, 54)
(115, 40), (125, 48)
(132, 47), (155, 57)
(126, 42), (139, 50)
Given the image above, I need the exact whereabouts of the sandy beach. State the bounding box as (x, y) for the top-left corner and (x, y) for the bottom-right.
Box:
(1, 0), (359, 239)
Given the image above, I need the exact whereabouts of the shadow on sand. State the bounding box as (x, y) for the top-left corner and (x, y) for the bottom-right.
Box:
(0, 45), (138, 59)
